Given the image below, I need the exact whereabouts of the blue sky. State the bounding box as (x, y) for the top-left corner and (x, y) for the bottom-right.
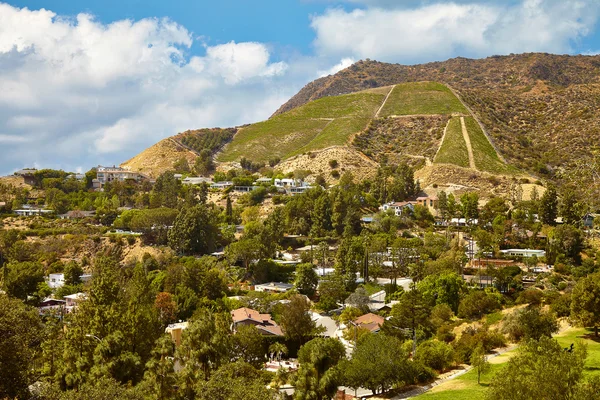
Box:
(1, 0), (600, 174)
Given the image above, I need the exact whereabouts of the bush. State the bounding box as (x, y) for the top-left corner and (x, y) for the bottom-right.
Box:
(458, 290), (502, 319)
(331, 170), (340, 179)
(414, 340), (455, 372)
(516, 288), (544, 305)
(329, 159), (338, 169)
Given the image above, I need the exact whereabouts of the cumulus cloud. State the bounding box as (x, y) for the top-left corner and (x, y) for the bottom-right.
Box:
(318, 57), (356, 77)
(0, 3), (292, 174)
(311, 0), (600, 63)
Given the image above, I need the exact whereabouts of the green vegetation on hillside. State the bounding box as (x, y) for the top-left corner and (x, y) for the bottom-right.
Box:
(379, 82), (468, 117)
(177, 128), (237, 155)
(434, 117), (470, 167)
(219, 92), (384, 163)
(464, 118), (516, 175)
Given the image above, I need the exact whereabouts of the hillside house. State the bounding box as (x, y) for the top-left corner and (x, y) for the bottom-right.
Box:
(14, 208), (54, 217)
(58, 210), (96, 220)
(416, 195), (438, 213)
(380, 201), (416, 216)
(93, 166), (149, 190)
(64, 292), (87, 312)
(211, 181), (234, 190)
(500, 249), (546, 258)
(182, 177), (213, 185)
(14, 168), (37, 185)
(231, 307), (283, 336)
(165, 321), (189, 346)
(353, 313), (385, 333)
(254, 282), (294, 293)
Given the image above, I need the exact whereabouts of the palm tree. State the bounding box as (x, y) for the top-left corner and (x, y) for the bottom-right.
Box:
(268, 342), (288, 362)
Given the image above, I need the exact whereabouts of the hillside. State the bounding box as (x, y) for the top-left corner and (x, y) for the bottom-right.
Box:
(274, 53), (600, 189)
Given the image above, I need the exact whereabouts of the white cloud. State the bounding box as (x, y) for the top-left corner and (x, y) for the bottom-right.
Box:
(311, 0), (600, 63)
(318, 57), (355, 77)
(0, 3), (294, 174)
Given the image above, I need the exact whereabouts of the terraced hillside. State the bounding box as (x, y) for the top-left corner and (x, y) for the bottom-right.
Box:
(217, 88), (387, 163)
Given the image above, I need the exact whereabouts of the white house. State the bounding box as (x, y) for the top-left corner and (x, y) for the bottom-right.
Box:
(254, 282), (294, 293)
(380, 201), (416, 216)
(48, 273), (65, 289)
(64, 292), (87, 312)
(500, 249), (546, 258)
(182, 177), (213, 185)
(14, 208), (54, 217)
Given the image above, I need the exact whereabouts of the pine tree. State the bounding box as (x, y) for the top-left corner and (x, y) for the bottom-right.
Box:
(540, 186), (558, 225)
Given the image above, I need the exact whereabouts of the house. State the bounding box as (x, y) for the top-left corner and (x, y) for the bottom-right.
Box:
(14, 168), (37, 185)
(274, 178), (296, 187)
(254, 282), (294, 293)
(47, 273), (65, 289)
(93, 165), (149, 189)
(67, 173), (85, 181)
(58, 210), (96, 220)
(211, 181), (234, 190)
(231, 307), (283, 336)
(182, 177), (213, 185)
(500, 249), (546, 258)
(288, 184), (313, 195)
(254, 177), (273, 185)
(353, 313), (385, 333)
(367, 290), (399, 313)
(380, 201), (416, 216)
(14, 208), (54, 217)
(64, 292), (87, 311)
(416, 195), (438, 211)
(165, 321), (189, 346)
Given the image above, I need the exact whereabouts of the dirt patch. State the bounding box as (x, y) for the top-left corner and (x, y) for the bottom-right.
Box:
(429, 379), (470, 393)
(121, 138), (198, 178)
(278, 146), (378, 185)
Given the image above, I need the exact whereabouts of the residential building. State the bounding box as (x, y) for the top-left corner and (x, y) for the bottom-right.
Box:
(165, 321), (189, 346)
(254, 282), (294, 293)
(14, 168), (37, 185)
(353, 313), (385, 333)
(182, 177), (213, 185)
(64, 292), (87, 312)
(38, 298), (66, 315)
(14, 208), (54, 217)
(93, 166), (148, 189)
(47, 273), (65, 289)
(211, 181), (234, 190)
(231, 307), (283, 336)
(58, 210), (95, 220)
(500, 249), (546, 258)
(380, 201), (416, 216)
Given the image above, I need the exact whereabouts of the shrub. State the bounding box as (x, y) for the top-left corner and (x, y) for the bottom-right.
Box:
(331, 170), (340, 179)
(329, 159), (338, 169)
(414, 340), (455, 372)
(458, 290), (502, 319)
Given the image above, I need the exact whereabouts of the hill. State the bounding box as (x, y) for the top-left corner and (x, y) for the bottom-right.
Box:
(274, 53), (600, 189)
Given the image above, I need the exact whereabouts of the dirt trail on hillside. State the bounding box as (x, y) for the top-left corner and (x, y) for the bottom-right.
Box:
(460, 117), (476, 170)
(433, 119), (451, 161)
(374, 85), (396, 118)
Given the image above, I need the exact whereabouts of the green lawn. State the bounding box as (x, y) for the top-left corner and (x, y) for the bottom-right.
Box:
(433, 117), (470, 167)
(463, 117), (516, 175)
(416, 327), (600, 399)
(379, 82), (468, 117)
(218, 92), (384, 163)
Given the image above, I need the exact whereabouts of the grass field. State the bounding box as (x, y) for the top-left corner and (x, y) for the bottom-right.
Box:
(379, 82), (468, 117)
(433, 117), (470, 167)
(464, 117), (516, 175)
(218, 92), (384, 163)
(416, 327), (600, 400)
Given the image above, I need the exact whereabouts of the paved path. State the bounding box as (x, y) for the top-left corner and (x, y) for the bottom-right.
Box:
(375, 85), (396, 118)
(460, 116), (476, 170)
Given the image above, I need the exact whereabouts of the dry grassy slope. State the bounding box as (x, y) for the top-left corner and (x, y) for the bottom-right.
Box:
(121, 138), (198, 178)
(278, 146), (379, 185)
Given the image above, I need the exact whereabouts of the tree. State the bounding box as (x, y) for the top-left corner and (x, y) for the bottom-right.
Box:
(63, 261), (84, 286)
(345, 287), (370, 313)
(295, 263), (319, 297)
(458, 290), (502, 320)
(232, 325), (266, 368)
(560, 189), (580, 225)
(141, 335), (177, 400)
(470, 343), (489, 385)
(294, 337), (346, 400)
(417, 272), (466, 313)
(226, 238), (261, 270)
(437, 191), (448, 222)
(2, 261), (44, 300)
(460, 192), (479, 222)
(0, 294), (43, 398)
(196, 361), (276, 400)
(269, 342), (288, 361)
(317, 273), (347, 311)
(168, 204), (221, 255)
(487, 337), (587, 400)
(155, 292), (178, 326)
(503, 307), (558, 342)
(571, 273), (600, 337)
(344, 333), (413, 395)
(279, 295), (321, 346)
(539, 185), (558, 225)
(414, 339), (454, 372)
